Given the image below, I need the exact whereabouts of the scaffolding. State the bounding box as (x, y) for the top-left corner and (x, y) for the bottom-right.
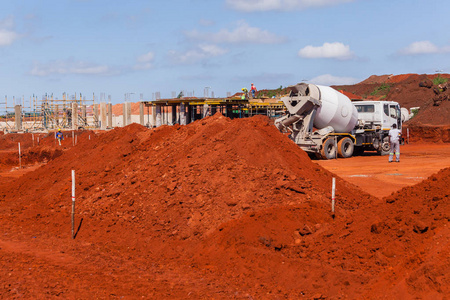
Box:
(1, 92), (286, 132)
(0, 93), (101, 132)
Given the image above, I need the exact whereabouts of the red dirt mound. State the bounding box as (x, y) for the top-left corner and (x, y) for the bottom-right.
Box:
(0, 133), (35, 150)
(190, 167), (450, 298)
(405, 97), (450, 127)
(0, 114), (376, 298)
(0, 114), (370, 240)
(0, 130), (96, 171)
(403, 124), (450, 143)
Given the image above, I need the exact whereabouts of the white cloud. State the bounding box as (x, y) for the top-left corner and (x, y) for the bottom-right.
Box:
(298, 42), (355, 60)
(226, 0), (354, 12)
(199, 19), (215, 27)
(168, 44), (228, 64)
(308, 74), (358, 86)
(0, 16), (19, 46)
(134, 51), (155, 70)
(186, 21), (286, 44)
(399, 40), (450, 55)
(30, 59), (115, 76)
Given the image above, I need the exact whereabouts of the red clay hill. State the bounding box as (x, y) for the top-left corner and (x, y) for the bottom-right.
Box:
(334, 73), (450, 142)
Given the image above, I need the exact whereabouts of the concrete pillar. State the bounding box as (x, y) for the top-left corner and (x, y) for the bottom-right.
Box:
(72, 102), (78, 130)
(180, 103), (186, 125)
(107, 103), (113, 128)
(126, 102), (131, 125)
(94, 104), (99, 128)
(203, 104), (209, 118)
(151, 106), (156, 127)
(81, 105), (87, 127)
(55, 104), (60, 127)
(122, 103), (126, 127)
(100, 102), (107, 130)
(15, 105), (22, 131)
(163, 106), (167, 125)
(139, 102), (145, 125)
(156, 105), (162, 127)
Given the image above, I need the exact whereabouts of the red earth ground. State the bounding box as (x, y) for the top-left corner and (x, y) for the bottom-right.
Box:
(0, 113), (449, 299)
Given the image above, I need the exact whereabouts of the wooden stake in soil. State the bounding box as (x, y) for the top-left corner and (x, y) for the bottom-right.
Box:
(72, 131), (75, 146)
(71, 170), (75, 239)
(18, 142), (21, 168)
(331, 177), (336, 218)
(32, 134), (35, 147)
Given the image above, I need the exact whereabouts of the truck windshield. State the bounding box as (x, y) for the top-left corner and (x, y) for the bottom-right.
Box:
(355, 104), (375, 113)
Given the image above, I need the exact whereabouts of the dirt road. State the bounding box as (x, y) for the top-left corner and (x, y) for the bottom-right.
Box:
(315, 143), (450, 198)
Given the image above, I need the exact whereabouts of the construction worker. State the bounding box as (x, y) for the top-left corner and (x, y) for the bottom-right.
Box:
(250, 83), (257, 98)
(56, 129), (64, 146)
(241, 88), (248, 100)
(388, 124), (401, 163)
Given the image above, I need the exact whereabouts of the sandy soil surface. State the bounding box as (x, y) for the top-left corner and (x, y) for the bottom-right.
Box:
(315, 143), (450, 198)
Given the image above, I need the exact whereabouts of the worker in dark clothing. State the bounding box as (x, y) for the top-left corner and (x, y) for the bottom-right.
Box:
(56, 129), (64, 146)
(388, 124), (401, 162)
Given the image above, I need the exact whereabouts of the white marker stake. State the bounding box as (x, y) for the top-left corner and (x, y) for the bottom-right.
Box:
(72, 170), (75, 239)
(332, 177), (336, 216)
(18, 142), (21, 168)
(407, 128), (410, 144)
(32, 134), (35, 147)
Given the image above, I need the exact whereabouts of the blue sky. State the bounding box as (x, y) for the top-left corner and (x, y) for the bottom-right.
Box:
(1, 0), (450, 105)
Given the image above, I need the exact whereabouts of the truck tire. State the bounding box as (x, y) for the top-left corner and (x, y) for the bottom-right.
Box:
(337, 137), (354, 158)
(320, 138), (337, 160)
(377, 137), (390, 156)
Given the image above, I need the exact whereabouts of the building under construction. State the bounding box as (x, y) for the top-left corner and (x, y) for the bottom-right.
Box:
(0, 95), (284, 132)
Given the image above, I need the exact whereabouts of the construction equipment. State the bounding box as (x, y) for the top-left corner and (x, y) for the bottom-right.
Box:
(275, 83), (402, 159)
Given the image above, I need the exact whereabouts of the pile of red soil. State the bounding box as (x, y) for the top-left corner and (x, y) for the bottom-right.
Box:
(0, 130), (95, 171)
(0, 114), (448, 298)
(188, 167), (450, 298)
(403, 124), (450, 143)
(0, 114), (369, 239)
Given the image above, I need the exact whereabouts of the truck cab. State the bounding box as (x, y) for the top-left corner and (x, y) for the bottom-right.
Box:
(353, 101), (402, 131)
(352, 101), (402, 155)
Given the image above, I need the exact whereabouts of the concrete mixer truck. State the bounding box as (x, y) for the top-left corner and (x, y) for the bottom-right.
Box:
(274, 83), (402, 159)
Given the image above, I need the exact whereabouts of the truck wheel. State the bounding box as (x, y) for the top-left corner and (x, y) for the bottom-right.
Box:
(377, 137), (390, 156)
(337, 137), (354, 158)
(320, 138), (337, 160)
